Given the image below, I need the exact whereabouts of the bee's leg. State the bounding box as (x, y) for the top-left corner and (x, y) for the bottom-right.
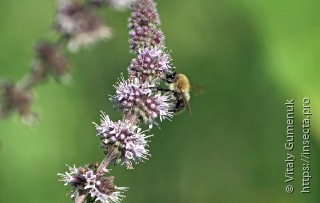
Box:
(172, 98), (186, 114)
(156, 87), (171, 92)
(175, 99), (181, 110)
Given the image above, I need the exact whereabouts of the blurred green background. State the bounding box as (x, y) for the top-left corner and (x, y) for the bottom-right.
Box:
(0, 0), (320, 202)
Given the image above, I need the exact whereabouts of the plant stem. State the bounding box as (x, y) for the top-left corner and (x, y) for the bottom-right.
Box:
(75, 193), (86, 203)
(97, 148), (118, 176)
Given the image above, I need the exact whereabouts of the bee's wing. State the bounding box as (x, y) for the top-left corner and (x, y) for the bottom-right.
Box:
(179, 88), (192, 116)
(190, 82), (206, 96)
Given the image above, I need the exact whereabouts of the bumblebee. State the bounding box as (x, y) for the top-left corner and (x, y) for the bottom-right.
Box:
(164, 72), (192, 115)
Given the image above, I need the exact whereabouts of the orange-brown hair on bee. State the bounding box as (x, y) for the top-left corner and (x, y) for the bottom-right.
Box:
(174, 74), (190, 93)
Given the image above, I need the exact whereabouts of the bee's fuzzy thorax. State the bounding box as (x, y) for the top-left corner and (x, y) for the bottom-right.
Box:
(176, 74), (190, 93)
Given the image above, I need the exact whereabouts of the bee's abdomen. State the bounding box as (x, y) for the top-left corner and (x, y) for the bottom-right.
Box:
(171, 92), (186, 115)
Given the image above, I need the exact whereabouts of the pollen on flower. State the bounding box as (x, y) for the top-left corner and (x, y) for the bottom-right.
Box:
(111, 77), (173, 128)
(94, 112), (152, 168)
(55, 0), (112, 52)
(58, 164), (128, 203)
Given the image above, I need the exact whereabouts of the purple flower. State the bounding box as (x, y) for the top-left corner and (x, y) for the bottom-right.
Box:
(129, 26), (164, 54)
(111, 77), (172, 128)
(58, 164), (127, 202)
(128, 0), (159, 29)
(128, 47), (172, 82)
(94, 113), (151, 168)
(128, 0), (164, 53)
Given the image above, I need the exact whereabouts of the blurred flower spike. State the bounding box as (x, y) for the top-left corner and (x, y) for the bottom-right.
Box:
(34, 42), (69, 81)
(93, 0), (137, 10)
(108, 0), (136, 10)
(55, 0), (112, 52)
(0, 42), (70, 121)
(58, 164), (127, 203)
(0, 81), (34, 122)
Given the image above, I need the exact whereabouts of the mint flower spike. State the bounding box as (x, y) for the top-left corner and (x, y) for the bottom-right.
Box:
(94, 112), (152, 169)
(111, 76), (173, 129)
(58, 0), (179, 202)
(129, 26), (164, 54)
(128, 0), (164, 53)
(58, 164), (128, 203)
(55, 0), (112, 52)
(129, 0), (159, 28)
(128, 47), (172, 82)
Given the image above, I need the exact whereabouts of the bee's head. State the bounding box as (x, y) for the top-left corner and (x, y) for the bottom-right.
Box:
(165, 71), (177, 83)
